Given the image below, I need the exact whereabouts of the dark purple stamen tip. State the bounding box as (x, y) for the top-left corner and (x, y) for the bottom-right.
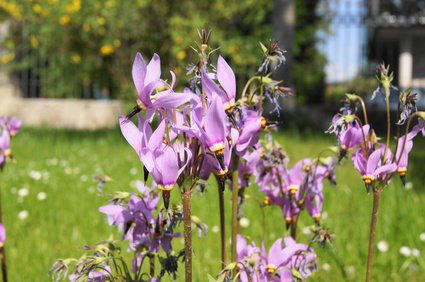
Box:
(125, 105), (141, 120)
(143, 166), (149, 182)
(216, 154), (225, 171)
(162, 190), (171, 210)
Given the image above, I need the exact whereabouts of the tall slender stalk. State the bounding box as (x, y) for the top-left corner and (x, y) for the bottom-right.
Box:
(0, 185), (7, 282)
(290, 214), (299, 239)
(365, 189), (381, 282)
(231, 156), (240, 264)
(217, 184), (227, 268)
(182, 190), (192, 282)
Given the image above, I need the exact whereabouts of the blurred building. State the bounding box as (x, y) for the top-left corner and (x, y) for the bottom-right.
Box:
(366, 0), (425, 88)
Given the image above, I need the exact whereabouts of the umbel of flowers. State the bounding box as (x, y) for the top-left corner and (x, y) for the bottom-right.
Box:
(52, 30), (340, 281)
(0, 115), (21, 282)
(326, 63), (425, 282)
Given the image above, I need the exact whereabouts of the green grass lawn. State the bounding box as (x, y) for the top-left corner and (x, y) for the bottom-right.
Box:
(2, 128), (425, 281)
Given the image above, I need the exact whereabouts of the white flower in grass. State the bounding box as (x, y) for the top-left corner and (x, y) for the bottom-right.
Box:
(130, 167), (137, 175)
(400, 246), (411, 257)
(37, 192), (47, 201)
(302, 227), (312, 235)
(18, 210), (28, 220)
(321, 211), (328, 221)
(346, 266), (355, 276)
(80, 175), (88, 182)
(18, 187), (29, 197)
(239, 217), (250, 228)
(420, 233), (425, 242)
(411, 249), (420, 257)
(322, 263), (331, 271)
(211, 226), (219, 233)
(404, 182), (413, 190)
(377, 240), (389, 252)
(29, 170), (42, 180)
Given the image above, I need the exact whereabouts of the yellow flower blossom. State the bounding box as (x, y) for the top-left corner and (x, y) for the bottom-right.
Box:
(1, 53), (15, 65)
(100, 45), (114, 56)
(70, 54), (81, 64)
(0, 2), (22, 20)
(176, 50), (186, 61)
(32, 4), (43, 14)
(66, 0), (81, 13)
(97, 17), (106, 26)
(59, 15), (71, 26)
(29, 35), (39, 48)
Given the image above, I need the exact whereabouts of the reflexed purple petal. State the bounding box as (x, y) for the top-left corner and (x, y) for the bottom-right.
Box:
(217, 56), (236, 100)
(204, 96), (227, 145)
(374, 163), (397, 176)
(366, 149), (382, 174)
(145, 53), (161, 85)
(119, 116), (142, 156)
(132, 52), (147, 94)
(268, 238), (283, 266)
(155, 146), (179, 185)
(148, 120), (165, 150)
(201, 71), (225, 100)
(152, 91), (195, 109)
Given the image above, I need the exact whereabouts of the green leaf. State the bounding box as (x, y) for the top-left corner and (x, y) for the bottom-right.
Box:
(207, 274), (217, 282)
(259, 41), (267, 53)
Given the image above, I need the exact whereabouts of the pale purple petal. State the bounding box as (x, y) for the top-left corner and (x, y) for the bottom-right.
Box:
(366, 149), (382, 175)
(145, 53), (161, 85)
(148, 120), (165, 151)
(204, 96), (227, 146)
(217, 56), (236, 100)
(119, 116), (142, 156)
(132, 52), (147, 94)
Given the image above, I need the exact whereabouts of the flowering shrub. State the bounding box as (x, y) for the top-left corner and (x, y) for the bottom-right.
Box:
(0, 0), (273, 99)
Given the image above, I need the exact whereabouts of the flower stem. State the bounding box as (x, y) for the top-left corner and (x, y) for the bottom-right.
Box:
(231, 156), (240, 265)
(182, 190), (193, 282)
(365, 189), (381, 282)
(383, 84), (391, 162)
(0, 185), (7, 282)
(217, 184), (227, 269)
(290, 213), (299, 239)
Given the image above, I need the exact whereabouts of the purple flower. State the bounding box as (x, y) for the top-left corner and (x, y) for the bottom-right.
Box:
(305, 193), (323, 223)
(0, 130), (11, 168)
(0, 116), (21, 136)
(236, 110), (265, 156)
(98, 204), (133, 233)
(0, 223), (5, 247)
(339, 123), (369, 152)
(195, 96), (228, 155)
(201, 56), (236, 112)
(352, 147), (397, 189)
(131, 53), (193, 113)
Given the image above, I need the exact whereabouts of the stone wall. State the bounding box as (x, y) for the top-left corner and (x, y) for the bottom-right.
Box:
(0, 95), (126, 130)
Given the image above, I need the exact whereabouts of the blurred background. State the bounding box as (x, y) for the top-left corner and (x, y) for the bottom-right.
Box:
(1, 0), (425, 129)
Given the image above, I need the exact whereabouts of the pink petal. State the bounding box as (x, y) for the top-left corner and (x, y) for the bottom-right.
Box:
(145, 53), (161, 85)
(217, 56), (236, 100)
(132, 53), (147, 94)
(119, 116), (142, 156)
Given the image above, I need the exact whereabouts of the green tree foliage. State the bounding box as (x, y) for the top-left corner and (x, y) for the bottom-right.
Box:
(0, 0), (326, 103)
